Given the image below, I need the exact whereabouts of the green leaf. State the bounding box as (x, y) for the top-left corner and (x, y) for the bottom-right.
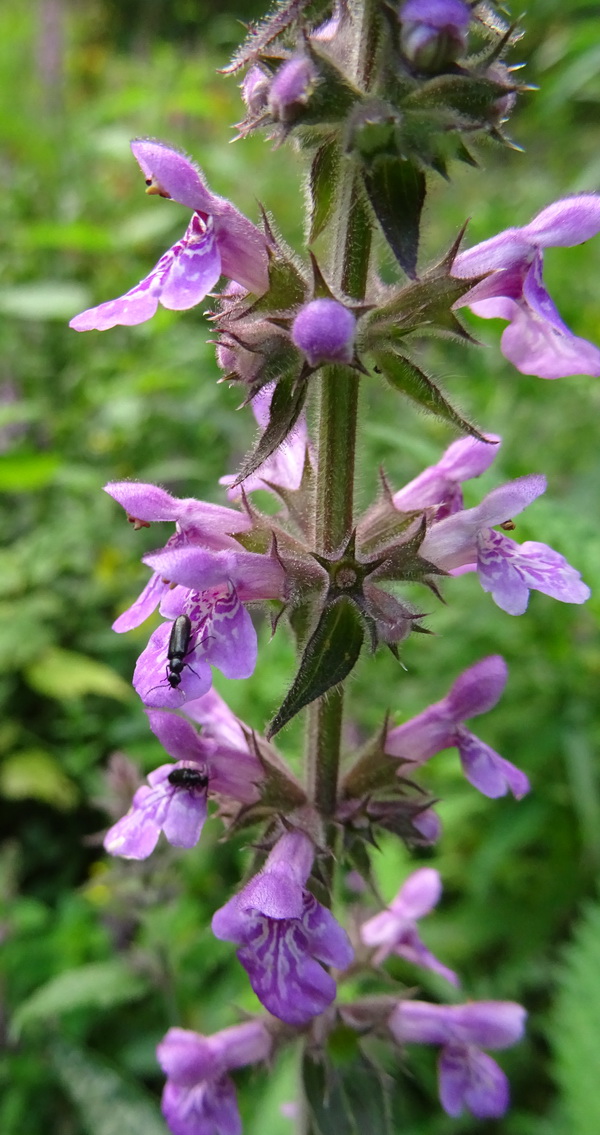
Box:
(11, 961), (149, 1039)
(230, 372), (307, 489)
(25, 647), (133, 702)
(49, 1040), (167, 1135)
(267, 596), (364, 738)
(309, 137), (339, 242)
(340, 1052), (391, 1135)
(302, 1051), (355, 1135)
(362, 157), (425, 278)
(371, 348), (486, 440)
(551, 899), (600, 1135)
(0, 452), (60, 491)
(0, 749), (78, 809)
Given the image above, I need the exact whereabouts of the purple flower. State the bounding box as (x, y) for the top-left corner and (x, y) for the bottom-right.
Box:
(291, 299), (357, 367)
(385, 656), (530, 798)
(268, 56), (317, 124)
(400, 0), (471, 71)
(70, 140), (268, 331)
(420, 473), (591, 614)
(389, 999), (526, 1118)
(104, 709), (262, 859)
(452, 195), (600, 378)
(392, 434), (501, 520)
(105, 481), (252, 634)
(158, 1020), (272, 1135)
(212, 831), (354, 1025)
(220, 383), (312, 499)
(361, 867), (458, 984)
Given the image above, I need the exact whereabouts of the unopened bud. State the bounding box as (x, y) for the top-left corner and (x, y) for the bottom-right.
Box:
(241, 66), (270, 116)
(268, 56), (317, 124)
(400, 0), (471, 73)
(291, 299), (356, 367)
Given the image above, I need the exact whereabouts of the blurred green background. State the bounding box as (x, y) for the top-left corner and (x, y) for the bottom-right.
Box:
(1, 1), (600, 1132)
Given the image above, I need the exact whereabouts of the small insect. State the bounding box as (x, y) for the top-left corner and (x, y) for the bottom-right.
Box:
(167, 766), (209, 790)
(166, 614), (194, 688)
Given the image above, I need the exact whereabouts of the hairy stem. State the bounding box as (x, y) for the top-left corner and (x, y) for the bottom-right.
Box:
(306, 0), (376, 818)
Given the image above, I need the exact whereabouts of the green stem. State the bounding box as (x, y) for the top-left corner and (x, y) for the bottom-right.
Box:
(305, 0), (376, 818)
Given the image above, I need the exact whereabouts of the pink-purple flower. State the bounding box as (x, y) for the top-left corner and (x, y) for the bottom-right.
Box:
(291, 299), (357, 367)
(211, 831), (353, 1025)
(453, 195), (600, 378)
(158, 1020), (272, 1135)
(392, 433), (501, 520)
(70, 140), (269, 331)
(420, 473), (591, 614)
(104, 708), (261, 859)
(361, 867), (458, 984)
(389, 999), (526, 1118)
(385, 656), (530, 798)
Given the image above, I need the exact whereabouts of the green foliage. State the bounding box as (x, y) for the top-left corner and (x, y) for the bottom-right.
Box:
(550, 898), (600, 1135)
(1, 1), (599, 1133)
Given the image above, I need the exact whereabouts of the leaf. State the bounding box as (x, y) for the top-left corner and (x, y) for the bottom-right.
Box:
(309, 137), (339, 242)
(0, 452), (60, 491)
(551, 899), (600, 1135)
(49, 1040), (167, 1135)
(11, 961), (149, 1039)
(231, 372), (307, 489)
(302, 1051), (355, 1135)
(362, 157), (425, 278)
(371, 348), (486, 440)
(267, 596), (364, 738)
(340, 1052), (391, 1135)
(0, 749), (78, 809)
(25, 647), (133, 702)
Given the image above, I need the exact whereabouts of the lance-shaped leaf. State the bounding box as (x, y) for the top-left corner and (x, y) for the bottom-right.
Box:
(267, 596), (364, 738)
(362, 156), (425, 279)
(231, 371), (307, 489)
(371, 348), (486, 441)
(302, 1051), (354, 1135)
(309, 137), (339, 242)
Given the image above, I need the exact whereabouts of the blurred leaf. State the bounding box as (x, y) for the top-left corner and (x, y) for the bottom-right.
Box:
(0, 452), (60, 491)
(309, 137), (339, 242)
(362, 157), (425, 278)
(50, 1040), (167, 1135)
(0, 748), (78, 809)
(302, 1051), (354, 1135)
(551, 898), (600, 1135)
(11, 962), (150, 1038)
(25, 647), (132, 702)
(0, 283), (90, 320)
(339, 1052), (391, 1135)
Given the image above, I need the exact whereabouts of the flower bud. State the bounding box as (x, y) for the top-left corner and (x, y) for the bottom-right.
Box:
(400, 0), (471, 73)
(291, 298), (356, 367)
(241, 66), (270, 116)
(268, 55), (317, 124)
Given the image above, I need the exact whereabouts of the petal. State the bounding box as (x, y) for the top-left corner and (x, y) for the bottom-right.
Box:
(161, 783), (208, 848)
(457, 729), (530, 799)
(157, 1027), (217, 1085)
(500, 302), (600, 379)
(477, 530), (590, 613)
(104, 480), (181, 521)
(236, 917), (338, 1026)
(183, 688), (248, 749)
(453, 230), (531, 276)
(131, 139), (220, 212)
(161, 1077), (241, 1135)
(446, 655), (507, 719)
(213, 202), (270, 296)
(516, 540), (591, 604)
(104, 790), (161, 859)
(439, 1045), (510, 1119)
(386, 703), (456, 762)
(520, 193), (600, 248)
(204, 591), (257, 680)
(392, 867), (443, 920)
(394, 930), (459, 986)
(133, 623), (212, 708)
(69, 272), (161, 331)
(158, 215), (221, 310)
(112, 572), (167, 632)
(146, 710), (205, 763)
(302, 893), (354, 969)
